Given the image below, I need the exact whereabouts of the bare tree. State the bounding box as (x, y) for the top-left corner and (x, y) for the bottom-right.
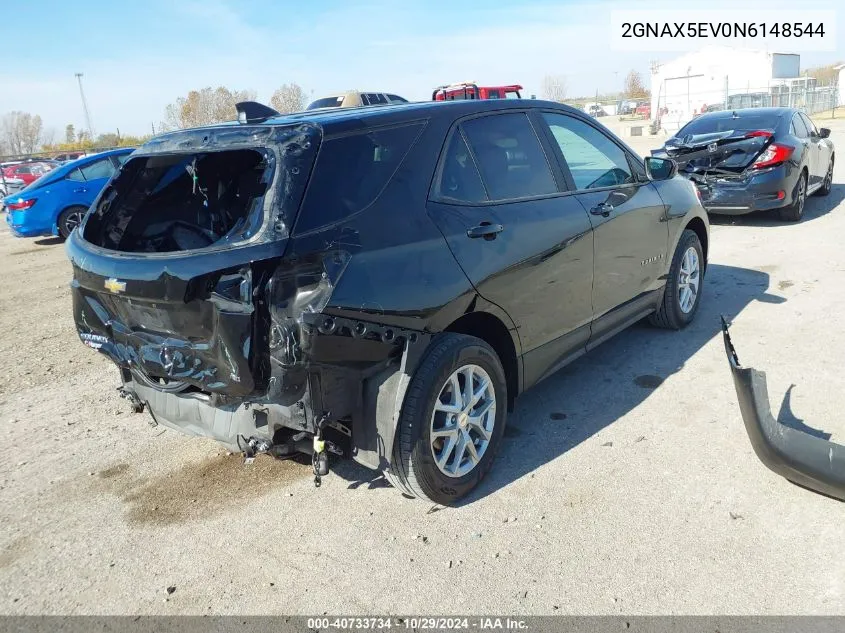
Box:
(542, 75), (568, 102)
(164, 86), (258, 130)
(624, 70), (649, 99)
(1, 111), (44, 155)
(270, 83), (307, 114)
(65, 124), (76, 144)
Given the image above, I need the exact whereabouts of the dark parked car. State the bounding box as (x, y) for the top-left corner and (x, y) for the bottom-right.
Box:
(66, 99), (709, 503)
(653, 107), (834, 221)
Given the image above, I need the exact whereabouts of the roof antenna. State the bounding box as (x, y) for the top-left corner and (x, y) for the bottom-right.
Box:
(236, 101), (281, 124)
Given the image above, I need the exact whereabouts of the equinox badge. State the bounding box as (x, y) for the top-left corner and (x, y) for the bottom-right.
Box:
(104, 278), (126, 294)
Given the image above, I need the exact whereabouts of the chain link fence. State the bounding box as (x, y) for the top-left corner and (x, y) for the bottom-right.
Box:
(653, 75), (840, 135)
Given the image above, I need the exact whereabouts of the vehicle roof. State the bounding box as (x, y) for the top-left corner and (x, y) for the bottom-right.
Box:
(262, 99), (578, 133)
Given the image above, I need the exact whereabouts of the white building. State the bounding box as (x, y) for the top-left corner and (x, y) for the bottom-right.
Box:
(650, 46), (802, 134)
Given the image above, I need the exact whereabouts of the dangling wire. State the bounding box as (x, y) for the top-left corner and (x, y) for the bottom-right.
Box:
(185, 158), (209, 207)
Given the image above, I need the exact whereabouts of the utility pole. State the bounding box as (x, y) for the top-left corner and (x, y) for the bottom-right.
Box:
(75, 72), (94, 140)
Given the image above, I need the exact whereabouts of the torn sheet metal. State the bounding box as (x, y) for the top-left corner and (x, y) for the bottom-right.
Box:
(722, 317), (845, 502)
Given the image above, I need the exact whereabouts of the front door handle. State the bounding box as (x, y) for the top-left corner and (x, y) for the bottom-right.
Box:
(467, 222), (504, 240)
(590, 202), (614, 217)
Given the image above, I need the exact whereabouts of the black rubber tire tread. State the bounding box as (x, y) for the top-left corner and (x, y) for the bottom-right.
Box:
(816, 159), (833, 197)
(649, 229), (704, 330)
(779, 171), (807, 222)
(386, 332), (507, 504)
(58, 205), (88, 239)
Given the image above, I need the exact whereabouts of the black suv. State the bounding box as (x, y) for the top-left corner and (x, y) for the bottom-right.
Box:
(67, 99), (709, 503)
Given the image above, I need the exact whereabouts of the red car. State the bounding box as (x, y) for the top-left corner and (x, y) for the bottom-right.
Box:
(432, 82), (522, 101)
(2, 162), (54, 185)
(635, 103), (651, 119)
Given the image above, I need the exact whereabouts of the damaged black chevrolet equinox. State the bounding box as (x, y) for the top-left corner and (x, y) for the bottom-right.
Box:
(67, 99), (709, 503)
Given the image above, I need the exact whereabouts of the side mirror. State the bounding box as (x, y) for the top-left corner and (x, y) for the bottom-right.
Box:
(645, 156), (677, 181)
(819, 128), (831, 139)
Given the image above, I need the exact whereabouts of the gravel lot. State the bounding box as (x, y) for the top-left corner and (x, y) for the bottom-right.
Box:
(1, 120), (844, 615)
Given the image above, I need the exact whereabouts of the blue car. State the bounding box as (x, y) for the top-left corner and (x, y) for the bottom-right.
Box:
(4, 148), (134, 239)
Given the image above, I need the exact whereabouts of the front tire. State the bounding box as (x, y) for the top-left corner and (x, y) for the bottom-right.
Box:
(58, 205), (88, 239)
(650, 229), (704, 330)
(385, 333), (507, 504)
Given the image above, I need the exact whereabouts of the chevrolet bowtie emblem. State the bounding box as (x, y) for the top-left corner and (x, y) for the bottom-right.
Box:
(104, 278), (126, 293)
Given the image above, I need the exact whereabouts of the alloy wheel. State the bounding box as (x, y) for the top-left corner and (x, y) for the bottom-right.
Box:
(63, 210), (85, 236)
(429, 364), (496, 478)
(678, 246), (700, 314)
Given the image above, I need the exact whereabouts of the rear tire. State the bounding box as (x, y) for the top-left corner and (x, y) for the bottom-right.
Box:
(385, 333), (507, 504)
(816, 159), (833, 197)
(649, 229), (704, 330)
(58, 205), (88, 239)
(779, 171), (807, 222)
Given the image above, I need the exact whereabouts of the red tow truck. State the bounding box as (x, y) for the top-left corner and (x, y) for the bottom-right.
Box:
(432, 82), (523, 101)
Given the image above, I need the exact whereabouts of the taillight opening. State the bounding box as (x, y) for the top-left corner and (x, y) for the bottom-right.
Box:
(7, 198), (36, 211)
(752, 143), (793, 170)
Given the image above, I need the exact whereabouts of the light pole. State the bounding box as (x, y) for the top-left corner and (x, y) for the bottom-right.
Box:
(75, 73), (94, 141)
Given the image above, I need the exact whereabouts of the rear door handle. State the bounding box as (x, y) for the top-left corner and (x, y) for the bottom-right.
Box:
(590, 202), (614, 217)
(467, 222), (504, 240)
(73, 187), (88, 194)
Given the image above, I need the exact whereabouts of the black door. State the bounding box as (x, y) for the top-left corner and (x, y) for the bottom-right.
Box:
(538, 111), (668, 345)
(426, 112), (594, 387)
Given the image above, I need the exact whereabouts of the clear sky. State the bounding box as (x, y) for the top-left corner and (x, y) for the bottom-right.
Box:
(1, 0), (842, 137)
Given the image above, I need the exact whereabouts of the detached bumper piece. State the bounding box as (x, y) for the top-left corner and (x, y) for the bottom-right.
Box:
(722, 317), (845, 502)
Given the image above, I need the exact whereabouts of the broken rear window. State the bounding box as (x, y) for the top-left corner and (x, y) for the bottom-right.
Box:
(83, 149), (273, 253)
(678, 113), (782, 136)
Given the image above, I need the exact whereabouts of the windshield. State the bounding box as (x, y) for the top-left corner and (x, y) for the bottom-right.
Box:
(677, 112), (782, 136)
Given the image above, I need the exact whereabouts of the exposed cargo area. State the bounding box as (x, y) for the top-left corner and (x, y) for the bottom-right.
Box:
(82, 148), (273, 253)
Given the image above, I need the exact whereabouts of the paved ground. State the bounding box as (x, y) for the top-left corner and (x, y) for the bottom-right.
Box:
(1, 120), (844, 615)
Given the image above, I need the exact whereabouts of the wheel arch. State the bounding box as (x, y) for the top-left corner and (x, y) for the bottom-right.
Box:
(684, 216), (708, 272)
(444, 309), (521, 411)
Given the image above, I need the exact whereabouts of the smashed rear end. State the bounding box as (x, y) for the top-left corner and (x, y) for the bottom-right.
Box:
(654, 121), (796, 215)
(66, 123), (337, 452)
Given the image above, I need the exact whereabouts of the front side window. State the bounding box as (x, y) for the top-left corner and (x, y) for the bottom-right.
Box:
(461, 113), (557, 201)
(791, 114), (808, 139)
(542, 112), (634, 190)
(800, 113), (818, 137)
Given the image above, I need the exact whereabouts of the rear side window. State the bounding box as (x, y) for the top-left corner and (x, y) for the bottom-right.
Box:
(542, 113), (634, 190)
(295, 123), (425, 234)
(66, 168), (85, 182)
(461, 113), (556, 201)
(435, 132), (487, 203)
